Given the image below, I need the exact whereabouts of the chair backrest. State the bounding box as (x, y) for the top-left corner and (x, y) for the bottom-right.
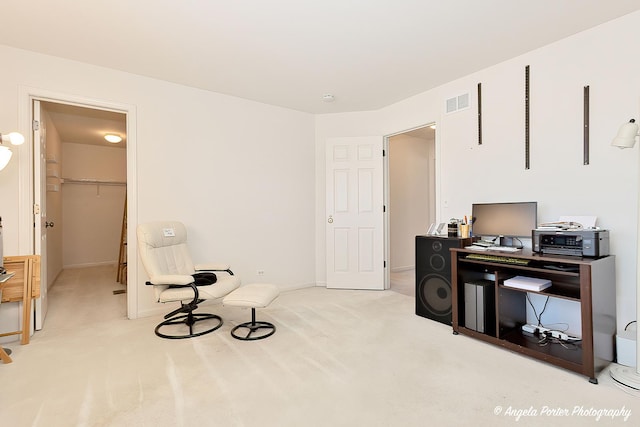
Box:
(137, 221), (196, 277)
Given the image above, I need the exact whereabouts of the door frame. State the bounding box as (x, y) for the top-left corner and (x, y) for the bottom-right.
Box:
(17, 86), (139, 320)
(32, 100), (47, 329)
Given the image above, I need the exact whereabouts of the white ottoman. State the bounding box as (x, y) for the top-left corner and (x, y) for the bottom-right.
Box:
(223, 283), (280, 340)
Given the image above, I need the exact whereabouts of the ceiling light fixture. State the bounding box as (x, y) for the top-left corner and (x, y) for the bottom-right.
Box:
(322, 94), (335, 103)
(0, 131), (25, 171)
(104, 134), (123, 144)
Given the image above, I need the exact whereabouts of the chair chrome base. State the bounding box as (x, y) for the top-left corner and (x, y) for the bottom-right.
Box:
(155, 312), (223, 339)
(230, 308), (276, 341)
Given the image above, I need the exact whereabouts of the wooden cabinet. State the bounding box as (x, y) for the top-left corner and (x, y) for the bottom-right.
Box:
(450, 248), (615, 383)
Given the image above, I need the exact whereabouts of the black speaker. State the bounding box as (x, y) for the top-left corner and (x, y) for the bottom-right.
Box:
(415, 236), (470, 325)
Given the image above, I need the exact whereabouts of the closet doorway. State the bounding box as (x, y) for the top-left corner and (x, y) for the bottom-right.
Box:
(387, 124), (436, 296)
(36, 101), (127, 327)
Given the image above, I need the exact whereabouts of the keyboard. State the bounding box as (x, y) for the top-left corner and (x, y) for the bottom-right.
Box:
(465, 253), (530, 266)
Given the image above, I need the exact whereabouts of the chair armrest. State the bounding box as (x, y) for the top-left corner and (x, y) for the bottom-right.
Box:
(194, 263), (230, 272)
(147, 274), (194, 286)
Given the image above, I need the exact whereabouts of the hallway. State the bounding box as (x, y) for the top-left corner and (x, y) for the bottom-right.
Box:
(390, 268), (414, 297)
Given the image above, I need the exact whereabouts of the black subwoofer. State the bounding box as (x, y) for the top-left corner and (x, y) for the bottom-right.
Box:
(415, 236), (470, 325)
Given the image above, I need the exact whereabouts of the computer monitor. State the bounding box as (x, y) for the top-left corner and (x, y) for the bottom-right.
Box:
(471, 202), (537, 244)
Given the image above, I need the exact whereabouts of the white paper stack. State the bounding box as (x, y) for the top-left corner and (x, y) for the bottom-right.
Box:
(503, 276), (551, 292)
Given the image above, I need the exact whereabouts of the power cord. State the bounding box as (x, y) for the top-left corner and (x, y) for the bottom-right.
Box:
(624, 320), (637, 331)
(512, 237), (524, 249)
(526, 294), (550, 327)
(525, 294), (580, 347)
(538, 333), (581, 350)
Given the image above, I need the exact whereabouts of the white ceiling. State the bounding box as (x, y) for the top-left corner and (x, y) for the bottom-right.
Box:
(41, 102), (126, 148)
(3, 1), (640, 115)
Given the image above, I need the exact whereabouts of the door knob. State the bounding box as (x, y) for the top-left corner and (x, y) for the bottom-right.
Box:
(328, 215), (334, 224)
(45, 221), (55, 228)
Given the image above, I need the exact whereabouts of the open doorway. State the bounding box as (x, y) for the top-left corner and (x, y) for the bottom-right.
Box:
(36, 101), (127, 327)
(386, 124), (436, 297)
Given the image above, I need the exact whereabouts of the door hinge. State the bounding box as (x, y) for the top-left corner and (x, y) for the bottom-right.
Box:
(33, 204), (40, 215)
(32, 120), (40, 131)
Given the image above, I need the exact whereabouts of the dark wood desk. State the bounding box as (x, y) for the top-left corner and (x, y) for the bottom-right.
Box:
(450, 248), (615, 383)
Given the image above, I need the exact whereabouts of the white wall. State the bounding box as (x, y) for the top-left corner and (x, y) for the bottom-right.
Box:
(316, 12), (640, 332)
(2, 11), (639, 337)
(0, 43), (316, 326)
(62, 142), (126, 268)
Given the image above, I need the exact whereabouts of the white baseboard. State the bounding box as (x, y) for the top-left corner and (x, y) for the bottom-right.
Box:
(137, 305), (171, 319)
(63, 261), (117, 269)
(391, 265), (414, 273)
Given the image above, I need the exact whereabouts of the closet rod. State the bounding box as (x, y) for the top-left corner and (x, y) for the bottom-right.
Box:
(62, 178), (126, 186)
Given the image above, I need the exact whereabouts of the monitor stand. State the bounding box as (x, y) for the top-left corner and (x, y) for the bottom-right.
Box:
(498, 236), (524, 249)
(499, 236), (513, 247)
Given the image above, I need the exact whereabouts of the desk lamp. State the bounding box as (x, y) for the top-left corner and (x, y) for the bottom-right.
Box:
(0, 132), (25, 171)
(611, 118), (640, 389)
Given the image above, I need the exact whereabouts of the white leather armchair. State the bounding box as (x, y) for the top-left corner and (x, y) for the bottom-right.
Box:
(137, 221), (240, 339)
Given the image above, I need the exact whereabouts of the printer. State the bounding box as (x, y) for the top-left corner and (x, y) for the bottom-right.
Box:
(532, 229), (609, 257)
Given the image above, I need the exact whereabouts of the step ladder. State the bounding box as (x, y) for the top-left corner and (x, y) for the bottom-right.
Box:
(116, 195), (127, 285)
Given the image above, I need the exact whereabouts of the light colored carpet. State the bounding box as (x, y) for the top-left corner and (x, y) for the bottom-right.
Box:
(1, 265), (638, 426)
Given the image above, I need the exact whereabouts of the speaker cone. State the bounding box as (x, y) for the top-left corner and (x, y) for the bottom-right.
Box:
(418, 274), (452, 316)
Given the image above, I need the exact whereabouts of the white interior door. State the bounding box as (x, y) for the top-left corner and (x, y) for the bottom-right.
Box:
(33, 100), (48, 330)
(326, 137), (384, 290)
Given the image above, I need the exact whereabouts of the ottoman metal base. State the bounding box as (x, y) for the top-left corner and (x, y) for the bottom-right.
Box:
(223, 283), (280, 341)
(155, 312), (223, 339)
(230, 308), (276, 341)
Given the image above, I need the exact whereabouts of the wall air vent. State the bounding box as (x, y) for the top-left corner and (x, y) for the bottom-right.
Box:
(445, 92), (470, 114)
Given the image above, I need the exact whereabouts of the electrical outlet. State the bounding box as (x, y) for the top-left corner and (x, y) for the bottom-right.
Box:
(256, 270), (265, 276)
